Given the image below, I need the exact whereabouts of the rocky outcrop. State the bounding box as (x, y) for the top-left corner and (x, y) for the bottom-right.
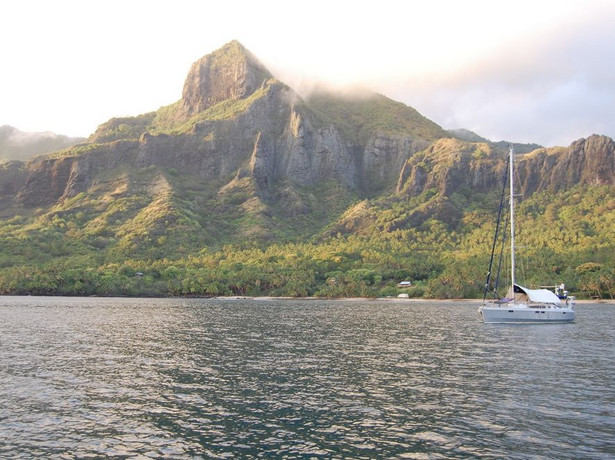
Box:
(274, 107), (358, 188)
(362, 134), (428, 195)
(397, 138), (506, 197)
(516, 134), (615, 196)
(0, 161), (26, 210)
(14, 141), (138, 206)
(15, 156), (76, 206)
(180, 40), (273, 118)
(397, 135), (615, 201)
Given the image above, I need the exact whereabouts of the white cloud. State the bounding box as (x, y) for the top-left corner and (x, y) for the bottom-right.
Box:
(1, 0), (614, 146)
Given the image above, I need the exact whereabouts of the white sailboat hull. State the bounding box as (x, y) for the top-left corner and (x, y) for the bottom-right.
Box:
(479, 303), (575, 323)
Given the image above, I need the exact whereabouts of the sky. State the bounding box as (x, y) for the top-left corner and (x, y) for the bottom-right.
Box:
(1, 0), (614, 147)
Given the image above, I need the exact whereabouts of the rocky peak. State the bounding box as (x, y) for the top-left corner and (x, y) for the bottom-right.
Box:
(180, 40), (273, 117)
(397, 135), (615, 204)
(570, 134), (615, 185)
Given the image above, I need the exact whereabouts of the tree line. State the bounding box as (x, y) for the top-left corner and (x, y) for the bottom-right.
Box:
(0, 184), (613, 299)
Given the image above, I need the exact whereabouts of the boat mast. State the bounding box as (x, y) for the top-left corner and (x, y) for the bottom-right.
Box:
(509, 145), (516, 294)
(482, 160), (509, 302)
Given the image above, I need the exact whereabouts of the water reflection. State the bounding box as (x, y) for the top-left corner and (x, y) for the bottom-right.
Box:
(0, 297), (613, 458)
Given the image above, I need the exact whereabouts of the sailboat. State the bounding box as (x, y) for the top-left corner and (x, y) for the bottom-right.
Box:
(478, 146), (575, 323)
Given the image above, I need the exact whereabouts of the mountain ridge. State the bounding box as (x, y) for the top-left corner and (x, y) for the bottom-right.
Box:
(0, 125), (84, 162)
(0, 41), (614, 298)
(2, 41), (613, 218)
(3, 41), (452, 213)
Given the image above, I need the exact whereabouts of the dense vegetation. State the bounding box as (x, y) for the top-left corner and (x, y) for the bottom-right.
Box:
(306, 91), (447, 145)
(4, 41), (612, 301)
(1, 179), (613, 300)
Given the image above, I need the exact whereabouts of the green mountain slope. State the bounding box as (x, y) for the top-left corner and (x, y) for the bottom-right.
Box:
(0, 41), (614, 299)
(307, 90), (448, 145)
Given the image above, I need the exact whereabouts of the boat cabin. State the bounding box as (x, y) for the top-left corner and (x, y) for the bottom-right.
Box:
(507, 284), (561, 304)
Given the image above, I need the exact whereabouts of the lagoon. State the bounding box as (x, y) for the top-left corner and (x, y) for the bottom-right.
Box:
(1, 296), (614, 458)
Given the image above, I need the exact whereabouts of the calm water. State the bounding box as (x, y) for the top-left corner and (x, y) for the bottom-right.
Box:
(0, 297), (613, 459)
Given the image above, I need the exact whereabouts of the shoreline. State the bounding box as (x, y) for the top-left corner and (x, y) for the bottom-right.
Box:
(1, 293), (612, 305)
(211, 295), (613, 305)
(212, 296), (480, 302)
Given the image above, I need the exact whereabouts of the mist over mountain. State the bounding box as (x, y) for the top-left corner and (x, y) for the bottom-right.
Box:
(0, 125), (84, 162)
(0, 41), (613, 298)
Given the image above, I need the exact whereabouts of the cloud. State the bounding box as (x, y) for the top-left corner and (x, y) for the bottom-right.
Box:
(1, 0), (614, 147)
(385, 7), (615, 146)
(0, 125), (83, 161)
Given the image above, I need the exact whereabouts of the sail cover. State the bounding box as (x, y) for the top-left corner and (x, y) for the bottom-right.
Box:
(513, 284), (561, 304)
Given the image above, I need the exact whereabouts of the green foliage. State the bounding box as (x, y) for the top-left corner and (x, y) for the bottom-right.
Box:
(152, 82), (276, 135)
(83, 79), (280, 146)
(9, 44), (614, 299)
(88, 113), (156, 143)
(306, 91), (448, 145)
(0, 137), (613, 299)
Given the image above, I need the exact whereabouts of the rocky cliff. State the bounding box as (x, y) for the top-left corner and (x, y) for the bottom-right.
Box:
(180, 40), (273, 118)
(0, 41), (613, 243)
(516, 135), (615, 196)
(2, 41), (448, 211)
(397, 135), (615, 199)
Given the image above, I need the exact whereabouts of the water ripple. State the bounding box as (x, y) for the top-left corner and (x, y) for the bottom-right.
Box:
(1, 297), (614, 458)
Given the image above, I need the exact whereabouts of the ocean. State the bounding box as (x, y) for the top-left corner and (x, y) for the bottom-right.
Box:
(1, 296), (613, 458)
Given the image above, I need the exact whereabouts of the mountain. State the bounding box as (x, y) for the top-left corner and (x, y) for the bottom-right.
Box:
(0, 41), (449, 234)
(399, 135), (615, 199)
(448, 128), (542, 154)
(0, 40), (614, 298)
(0, 125), (84, 162)
(326, 134), (615, 234)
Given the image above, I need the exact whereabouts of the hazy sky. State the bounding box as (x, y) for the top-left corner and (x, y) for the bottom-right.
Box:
(2, 0), (614, 147)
